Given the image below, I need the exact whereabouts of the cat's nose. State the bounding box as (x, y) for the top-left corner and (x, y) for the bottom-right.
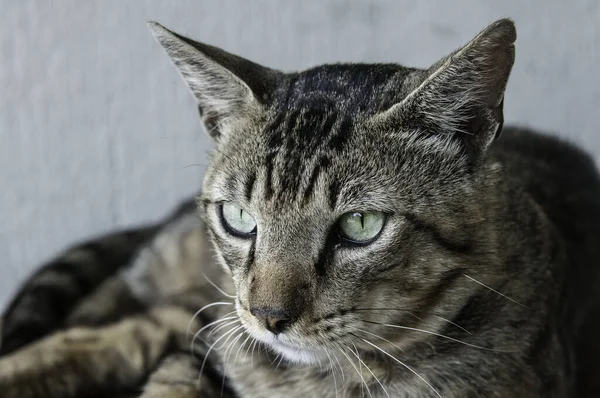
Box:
(249, 307), (293, 335)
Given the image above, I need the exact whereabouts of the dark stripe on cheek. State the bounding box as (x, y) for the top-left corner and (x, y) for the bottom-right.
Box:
(244, 173), (256, 202)
(245, 240), (256, 273)
(409, 268), (466, 332)
(264, 152), (276, 200)
(315, 231), (337, 277)
(401, 212), (473, 254)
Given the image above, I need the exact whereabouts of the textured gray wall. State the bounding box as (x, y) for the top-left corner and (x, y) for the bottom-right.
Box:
(2, 0), (599, 308)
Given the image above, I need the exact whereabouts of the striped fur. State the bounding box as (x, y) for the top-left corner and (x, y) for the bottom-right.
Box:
(2, 18), (600, 398)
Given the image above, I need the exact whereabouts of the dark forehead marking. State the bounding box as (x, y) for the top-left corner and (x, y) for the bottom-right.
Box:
(275, 64), (412, 115)
(302, 156), (331, 206)
(263, 106), (354, 205)
(259, 63), (413, 205)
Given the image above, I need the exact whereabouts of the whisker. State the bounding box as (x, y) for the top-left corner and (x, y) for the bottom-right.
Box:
(200, 270), (236, 299)
(332, 351), (346, 382)
(338, 347), (373, 398)
(190, 315), (238, 354)
(462, 274), (531, 309)
(274, 353), (285, 372)
(269, 353), (281, 366)
(186, 302), (234, 338)
(325, 350), (339, 398)
(211, 320), (242, 344)
(196, 324), (243, 391)
(249, 339), (259, 366)
(222, 329), (246, 396)
(361, 339), (442, 398)
(363, 320), (517, 353)
(183, 163), (207, 169)
(190, 315), (238, 353)
(350, 341), (390, 398)
(354, 308), (471, 335)
(353, 328), (404, 353)
(234, 333), (253, 366)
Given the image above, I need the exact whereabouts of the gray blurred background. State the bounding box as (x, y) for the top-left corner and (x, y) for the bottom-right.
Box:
(1, 0), (599, 308)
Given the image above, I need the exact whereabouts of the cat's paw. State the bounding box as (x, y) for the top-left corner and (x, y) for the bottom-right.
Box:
(0, 315), (172, 398)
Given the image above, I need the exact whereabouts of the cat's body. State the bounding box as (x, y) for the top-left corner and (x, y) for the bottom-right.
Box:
(1, 19), (599, 397)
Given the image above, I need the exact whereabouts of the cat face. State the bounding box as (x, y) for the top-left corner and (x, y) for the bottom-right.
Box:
(149, 19), (516, 364)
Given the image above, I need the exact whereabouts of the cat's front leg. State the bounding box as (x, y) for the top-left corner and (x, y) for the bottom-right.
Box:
(138, 352), (234, 398)
(0, 306), (196, 398)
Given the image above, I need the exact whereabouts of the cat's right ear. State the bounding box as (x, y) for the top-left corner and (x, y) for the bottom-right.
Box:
(147, 22), (281, 142)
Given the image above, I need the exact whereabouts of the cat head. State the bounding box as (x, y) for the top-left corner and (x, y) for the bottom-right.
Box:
(149, 19), (516, 364)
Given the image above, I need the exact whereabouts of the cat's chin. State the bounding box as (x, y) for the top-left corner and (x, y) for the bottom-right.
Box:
(255, 333), (325, 365)
(270, 341), (322, 364)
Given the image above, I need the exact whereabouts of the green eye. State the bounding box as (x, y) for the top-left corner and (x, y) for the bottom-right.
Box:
(337, 211), (385, 244)
(220, 202), (257, 237)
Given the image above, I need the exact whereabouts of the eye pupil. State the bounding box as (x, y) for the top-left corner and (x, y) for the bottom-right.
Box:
(220, 203), (257, 237)
(337, 211), (385, 246)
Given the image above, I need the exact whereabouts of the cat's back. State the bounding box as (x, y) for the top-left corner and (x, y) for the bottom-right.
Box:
(492, 126), (600, 234)
(491, 126), (600, 395)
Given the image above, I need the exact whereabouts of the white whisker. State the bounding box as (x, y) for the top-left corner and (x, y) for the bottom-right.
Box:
(208, 318), (240, 338)
(362, 339), (442, 398)
(462, 273), (531, 309)
(200, 270), (236, 299)
(196, 324), (243, 391)
(338, 347), (373, 398)
(325, 350), (339, 398)
(350, 342), (390, 398)
(221, 329), (246, 396)
(332, 351), (346, 382)
(364, 321), (516, 353)
(354, 328), (405, 353)
(234, 333), (253, 366)
(191, 316), (238, 353)
(186, 302), (234, 338)
(191, 319), (240, 352)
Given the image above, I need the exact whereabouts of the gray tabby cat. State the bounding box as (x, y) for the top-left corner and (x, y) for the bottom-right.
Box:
(1, 18), (600, 397)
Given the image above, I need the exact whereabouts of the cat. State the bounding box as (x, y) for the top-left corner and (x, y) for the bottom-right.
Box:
(1, 18), (600, 397)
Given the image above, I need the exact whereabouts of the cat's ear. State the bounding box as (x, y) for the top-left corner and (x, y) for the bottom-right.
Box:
(372, 19), (516, 163)
(148, 22), (281, 141)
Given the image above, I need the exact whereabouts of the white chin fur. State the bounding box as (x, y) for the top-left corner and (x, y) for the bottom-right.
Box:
(253, 332), (324, 365)
(270, 342), (321, 364)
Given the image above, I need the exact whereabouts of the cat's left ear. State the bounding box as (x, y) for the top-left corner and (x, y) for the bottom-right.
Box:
(371, 19), (516, 164)
(148, 22), (282, 142)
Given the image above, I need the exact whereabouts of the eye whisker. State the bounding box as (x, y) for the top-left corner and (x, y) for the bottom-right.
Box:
(200, 270), (237, 299)
(462, 273), (531, 309)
